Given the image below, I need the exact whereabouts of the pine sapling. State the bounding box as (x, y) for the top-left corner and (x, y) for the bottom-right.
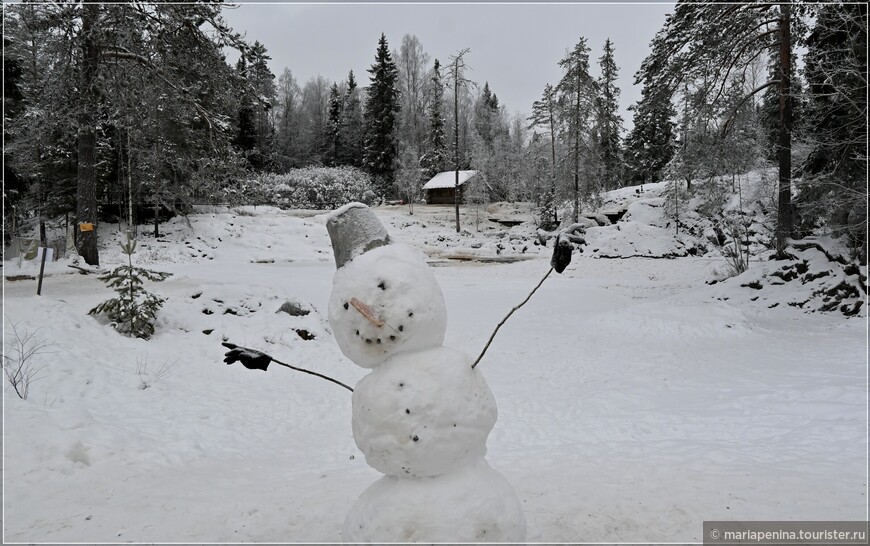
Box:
(89, 235), (172, 339)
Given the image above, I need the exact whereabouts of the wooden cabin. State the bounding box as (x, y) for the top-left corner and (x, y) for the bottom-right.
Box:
(423, 170), (479, 204)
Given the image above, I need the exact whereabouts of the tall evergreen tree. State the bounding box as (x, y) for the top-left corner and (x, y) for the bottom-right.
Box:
(363, 33), (401, 196)
(2, 26), (27, 243)
(556, 37), (596, 222)
(4, 6), (78, 244)
(625, 75), (677, 185)
(326, 82), (343, 166)
(339, 71), (364, 167)
(529, 83), (560, 228)
(234, 57), (258, 158)
(474, 82), (502, 154)
(244, 41), (277, 170)
(420, 59), (447, 178)
(800, 3), (868, 259)
(595, 38), (624, 190)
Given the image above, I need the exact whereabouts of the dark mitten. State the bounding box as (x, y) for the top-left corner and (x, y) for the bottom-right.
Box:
(550, 235), (573, 274)
(222, 342), (273, 371)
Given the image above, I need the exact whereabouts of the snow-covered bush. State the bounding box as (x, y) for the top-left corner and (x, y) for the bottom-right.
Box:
(695, 176), (731, 219)
(246, 167), (377, 210)
(89, 236), (172, 340)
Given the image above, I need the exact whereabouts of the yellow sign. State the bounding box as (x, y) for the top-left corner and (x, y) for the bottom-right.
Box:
(79, 223), (95, 232)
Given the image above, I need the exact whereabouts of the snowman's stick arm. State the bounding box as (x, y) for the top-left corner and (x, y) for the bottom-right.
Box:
(270, 358), (355, 393)
(222, 342), (354, 393)
(471, 267), (554, 369)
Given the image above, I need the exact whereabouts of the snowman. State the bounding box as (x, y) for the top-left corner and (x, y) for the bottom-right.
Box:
(325, 203), (527, 543)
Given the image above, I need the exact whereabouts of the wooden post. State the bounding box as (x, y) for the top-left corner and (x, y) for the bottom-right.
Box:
(36, 247), (48, 296)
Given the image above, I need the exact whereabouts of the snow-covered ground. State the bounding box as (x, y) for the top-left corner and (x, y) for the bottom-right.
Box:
(3, 191), (867, 542)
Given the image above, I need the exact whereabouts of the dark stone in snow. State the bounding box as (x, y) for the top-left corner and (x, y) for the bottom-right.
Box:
(294, 329), (315, 340)
(277, 300), (310, 316)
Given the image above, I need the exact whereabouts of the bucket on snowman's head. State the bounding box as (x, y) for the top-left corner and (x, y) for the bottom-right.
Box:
(326, 203), (391, 269)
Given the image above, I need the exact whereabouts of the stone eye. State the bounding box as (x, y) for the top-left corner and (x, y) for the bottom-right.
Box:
(408, 311), (414, 317)
(377, 281), (386, 290)
(343, 302), (349, 310)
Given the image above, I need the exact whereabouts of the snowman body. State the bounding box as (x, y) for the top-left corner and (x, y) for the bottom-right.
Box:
(326, 215), (526, 543)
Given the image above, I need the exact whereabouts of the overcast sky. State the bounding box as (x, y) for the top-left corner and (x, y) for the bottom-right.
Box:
(221, 2), (675, 132)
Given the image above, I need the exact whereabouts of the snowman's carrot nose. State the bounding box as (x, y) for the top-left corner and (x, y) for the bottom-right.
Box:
(349, 298), (385, 327)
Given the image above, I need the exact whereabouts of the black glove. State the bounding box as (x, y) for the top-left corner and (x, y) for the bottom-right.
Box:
(222, 342), (273, 371)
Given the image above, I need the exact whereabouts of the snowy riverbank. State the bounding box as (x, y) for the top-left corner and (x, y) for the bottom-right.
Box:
(4, 201), (866, 542)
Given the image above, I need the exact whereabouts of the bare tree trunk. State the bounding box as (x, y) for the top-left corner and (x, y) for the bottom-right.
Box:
(573, 90), (580, 224)
(454, 61), (460, 233)
(153, 95), (161, 238)
(775, 3), (793, 258)
(127, 123), (133, 233)
(548, 108), (558, 226)
(153, 199), (160, 237)
(76, 2), (100, 266)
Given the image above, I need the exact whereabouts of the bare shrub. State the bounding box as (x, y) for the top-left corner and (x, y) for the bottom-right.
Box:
(136, 357), (175, 390)
(722, 223), (751, 277)
(3, 322), (53, 400)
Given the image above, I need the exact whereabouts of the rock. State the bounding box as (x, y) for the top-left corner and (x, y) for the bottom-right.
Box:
(277, 300), (310, 316)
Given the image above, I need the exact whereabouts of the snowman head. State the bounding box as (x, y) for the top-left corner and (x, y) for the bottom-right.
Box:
(326, 205), (447, 368)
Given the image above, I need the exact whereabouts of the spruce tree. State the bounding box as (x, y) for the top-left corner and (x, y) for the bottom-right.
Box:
(595, 38), (623, 190)
(326, 82), (343, 166)
(234, 57), (258, 158)
(89, 235), (172, 339)
(363, 33), (401, 196)
(556, 37), (596, 222)
(625, 75), (676, 185)
(339, 71), (364, 167)
(420, 59), (447, 179)
(529, 83), (560, 229)
(800, 3), (867, 259)
(474, 82), (501, 153)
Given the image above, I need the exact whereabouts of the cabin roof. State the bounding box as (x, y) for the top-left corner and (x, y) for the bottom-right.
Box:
(422, 170), (479, 190)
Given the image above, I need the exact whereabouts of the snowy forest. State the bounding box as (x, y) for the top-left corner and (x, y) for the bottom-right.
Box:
(5, 2), (865, 264)
(3, 1), (868, 543)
